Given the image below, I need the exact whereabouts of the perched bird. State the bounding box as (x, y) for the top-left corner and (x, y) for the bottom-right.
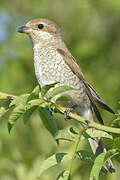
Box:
(18, 18), (115, 173)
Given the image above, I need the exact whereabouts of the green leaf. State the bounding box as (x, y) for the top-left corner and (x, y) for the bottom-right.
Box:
(114, 137), (120, 149)
(55, 129), (76, 142)
(75, 150), (95, 164)
(28, 99), (45, 107)
(85, 129), (113, 140)
(38, 153), (71, 177)
(27, 85), (40, 102)
(49, 85), (74, 99)
(8, 104), (26, 132)
(69, 127), (79, 135)
(27, 93), (39, 102)
(9, 94), (30, 107)
(57, 170), (70, 180)
(90, 149), (119, 180)
(55, 96), (71, 103)
(112, 117), (120, 128)
(23, 106), (38, 124)
(0, 107), (9, 118)
(32, 85), (40, 94)
(41, 82), (58, 97)
(39, 107), (58, 136)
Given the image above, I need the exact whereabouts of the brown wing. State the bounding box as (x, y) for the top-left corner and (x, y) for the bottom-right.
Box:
(57, 48), (114, 124)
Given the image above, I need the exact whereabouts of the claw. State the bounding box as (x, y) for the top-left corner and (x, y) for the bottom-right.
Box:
(64, 108), (73, 120)
(49, 105), (54, 115)
(64, 105), (78, 120)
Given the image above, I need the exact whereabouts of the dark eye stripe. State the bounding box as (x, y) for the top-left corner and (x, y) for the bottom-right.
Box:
(38, 24), (44, 29)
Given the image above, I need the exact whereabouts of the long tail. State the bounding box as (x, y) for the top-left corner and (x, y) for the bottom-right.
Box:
(82, 109), (115, 173)
(88, 137), (115, 173)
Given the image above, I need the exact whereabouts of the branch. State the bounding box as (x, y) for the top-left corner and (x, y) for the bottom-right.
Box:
(0, 91), (120, 135)
(54, 104), (120, 134)
(0, 92), (16, 100)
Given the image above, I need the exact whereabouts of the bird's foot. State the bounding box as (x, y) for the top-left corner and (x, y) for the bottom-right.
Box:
(64, 108), (73, 120)
(49, 105), (54, 115)
(64, 105), (78, 121)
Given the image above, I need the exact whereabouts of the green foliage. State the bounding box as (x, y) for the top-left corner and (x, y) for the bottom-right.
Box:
(55, 129), (76, 142)
(75, 150), (95, 164)
(41, 82), (58, 97)
(0, 84), (120, 180)
(113, 137), (120, 149)
(90, 149), (119, 180)
(0, 106), (9, 118)
(49, 85), (74, 99)
(85, 129), (113, 140)
(57, 170), (70, 180)
(23, 106), (37, 124)
(8, 103), (26, 132)
(39, 107), (58, 137)
(38, 152), (71, 177)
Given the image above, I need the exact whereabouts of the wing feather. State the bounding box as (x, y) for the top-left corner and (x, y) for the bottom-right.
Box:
(87, 83), (115, 114)
(57, 48), (114, 124)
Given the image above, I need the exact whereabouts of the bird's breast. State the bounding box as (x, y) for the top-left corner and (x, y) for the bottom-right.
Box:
(34, 46), (83, 89)
(33, 45), (91, 114)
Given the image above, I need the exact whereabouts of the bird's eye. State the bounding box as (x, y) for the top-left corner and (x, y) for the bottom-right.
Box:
(38, 24), (44, 29)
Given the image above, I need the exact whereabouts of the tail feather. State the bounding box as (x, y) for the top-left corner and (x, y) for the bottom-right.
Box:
(88, 138), (115, 173)
(82, 109), (115, 173)
(87, 83), (115, 114)
(95, 98), (115, 114)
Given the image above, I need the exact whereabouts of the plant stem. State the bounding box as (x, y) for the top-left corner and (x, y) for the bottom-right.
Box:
(0, 92), (16, 100)
(1, 91), (120, 135)
(69, 126), (89, 176)
(54, 104), (120, 134)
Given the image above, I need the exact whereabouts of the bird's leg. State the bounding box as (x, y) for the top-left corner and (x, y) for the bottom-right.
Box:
(49, 104), (54, 115)
(64, 105), (78, 120)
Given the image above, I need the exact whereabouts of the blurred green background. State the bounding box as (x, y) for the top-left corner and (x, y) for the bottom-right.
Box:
(0, 0), (120, 179)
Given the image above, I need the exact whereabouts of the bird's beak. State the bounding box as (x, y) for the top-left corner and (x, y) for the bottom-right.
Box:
(17, 25), (32, 34)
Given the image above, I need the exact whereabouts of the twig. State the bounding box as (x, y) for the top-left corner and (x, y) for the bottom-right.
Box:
(0, 91), (120, 135)
(54, 104), (120, 134)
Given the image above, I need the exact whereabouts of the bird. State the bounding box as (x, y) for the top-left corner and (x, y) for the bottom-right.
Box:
(17, 18), (115, 173)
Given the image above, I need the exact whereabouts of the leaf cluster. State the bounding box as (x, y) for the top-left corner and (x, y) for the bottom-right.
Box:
(0, 84), (120, 180)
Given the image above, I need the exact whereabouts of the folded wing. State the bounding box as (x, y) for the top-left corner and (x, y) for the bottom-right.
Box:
(57, 48), (114, 124)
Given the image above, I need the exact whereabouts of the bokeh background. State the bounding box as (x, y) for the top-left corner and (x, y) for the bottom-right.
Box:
(0, 0), (120, 180)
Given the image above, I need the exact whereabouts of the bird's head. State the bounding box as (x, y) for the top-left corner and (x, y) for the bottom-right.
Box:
(17, 18), (62, 45)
